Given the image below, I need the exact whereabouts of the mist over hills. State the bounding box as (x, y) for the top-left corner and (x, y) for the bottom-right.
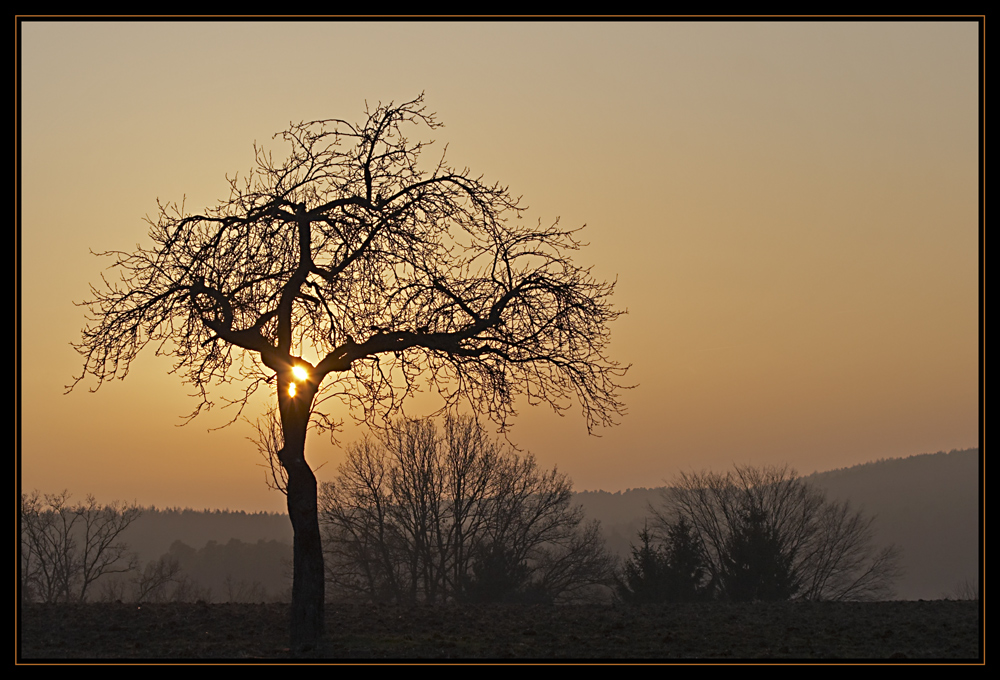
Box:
(574, 447), (980, 600)
(116, 447), (979, 602)
(122, 507), (293, 565)
(806, 448), (980, 600)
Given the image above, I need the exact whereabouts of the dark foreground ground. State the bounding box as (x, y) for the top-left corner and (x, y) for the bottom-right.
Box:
(19, 600), (981, 662)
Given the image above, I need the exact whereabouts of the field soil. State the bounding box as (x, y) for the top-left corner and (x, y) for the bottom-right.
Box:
(19, 600), (980, 662)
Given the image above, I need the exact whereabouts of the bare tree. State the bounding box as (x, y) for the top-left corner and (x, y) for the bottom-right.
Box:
(654, 465), (901, 602)
(131, 556), (184, 603)
(532, 519), (617, 603)
(100, 554), (186, 604)
(795, 497), (902, 601)
(20, 491), (141, 603)
(321, 415), (615, 605)
(948, 577), (979, 601)
(224, 574), (269, 603)
(248, 406), (289, 495)
(68, 95), (628, 650)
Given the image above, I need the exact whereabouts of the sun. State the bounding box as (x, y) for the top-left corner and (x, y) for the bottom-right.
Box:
(292, 365), (309, 381)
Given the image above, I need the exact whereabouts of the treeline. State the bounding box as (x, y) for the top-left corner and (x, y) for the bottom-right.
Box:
(98, 539), (293, 604)
(319, 416), (904, 606)
(25, 419), (930, 606)
(117, 506), (292, 565)
(19, 491), (291, 604)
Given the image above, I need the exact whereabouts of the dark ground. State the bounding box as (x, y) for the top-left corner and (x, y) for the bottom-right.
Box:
(18, 600), (981, 663)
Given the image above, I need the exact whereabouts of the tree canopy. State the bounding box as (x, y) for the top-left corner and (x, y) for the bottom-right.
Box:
(321, 415), (614, 605)
(69, 94), (629, 651)
(70, 94), (628, 435)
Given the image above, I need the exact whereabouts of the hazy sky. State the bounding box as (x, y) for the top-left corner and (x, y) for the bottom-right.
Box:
(19, 20), (980, 512)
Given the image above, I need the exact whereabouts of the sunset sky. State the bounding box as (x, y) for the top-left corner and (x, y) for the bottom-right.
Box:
(19, 20), (981, 513)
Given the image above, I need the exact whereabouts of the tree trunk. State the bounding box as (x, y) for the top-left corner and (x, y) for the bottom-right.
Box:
(285, 456), (324, 652)
(278, 377), (324, 654)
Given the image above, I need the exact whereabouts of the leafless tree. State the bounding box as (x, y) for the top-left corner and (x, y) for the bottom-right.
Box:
(248, 406), (289, 495)
(948, 577), (979, 601)
(224, 574), (269, 603)
(20, 491), (141, 603)
(131, 556), (184, 603)
(654, 465), (901, 602)
(321, 415), (615, 604)
(68, 95), (628, 649)
(532, 519), (617, 603)
(100, 554), (185, 603)
(169, 574), (214, 604)
(795, 497), (902, 601)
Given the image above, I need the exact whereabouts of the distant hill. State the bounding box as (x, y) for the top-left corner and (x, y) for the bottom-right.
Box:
(112, 448), (979, 602)
(802, 448), (980, 600)
(122, 507), (292, 565)
(572, 487), (663, 559)
(574, 448), (980, 601)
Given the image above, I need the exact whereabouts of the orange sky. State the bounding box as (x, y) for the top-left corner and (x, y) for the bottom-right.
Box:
(18, 20), (980, 512)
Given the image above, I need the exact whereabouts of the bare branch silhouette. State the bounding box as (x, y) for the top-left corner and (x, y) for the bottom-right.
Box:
(321, 415), (614, 604)
(653, 465), (901, 602)
(69, 94), (628, 651)
(20, 491), (141, 603)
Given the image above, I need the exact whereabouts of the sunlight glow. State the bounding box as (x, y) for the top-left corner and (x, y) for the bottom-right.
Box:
(292, 365), (309, 381)
(288, 382), (297, 397)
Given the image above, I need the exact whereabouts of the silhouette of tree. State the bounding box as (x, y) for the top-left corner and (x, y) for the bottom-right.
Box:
(655, 464), (901, 602)
(661, 516), (711, 601)
(461, 543), (536, 603)
(720, 507), (798, 601)
(616, 526), (670, 604)
(20, 491), (141, 603)
(616, 518), (710, 604)
(948, 577), (979, 601)
(69, 95), (628, 650)
(129, 555), (184, 603)
(320, 415), (615, 605)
